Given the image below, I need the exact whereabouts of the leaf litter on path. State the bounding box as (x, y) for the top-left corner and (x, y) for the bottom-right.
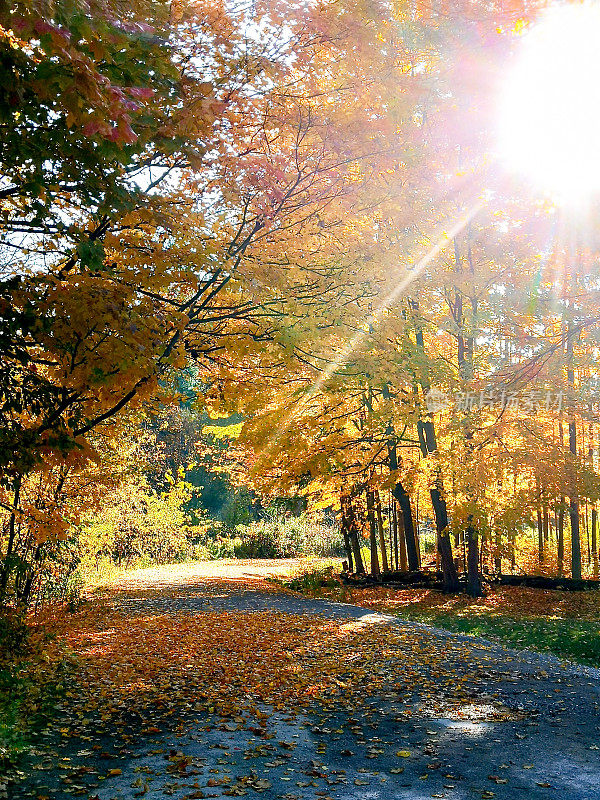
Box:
(12, 562), (600, 800)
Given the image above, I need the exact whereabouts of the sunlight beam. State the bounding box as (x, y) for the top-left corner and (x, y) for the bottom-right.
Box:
(253, 200), (484, 471)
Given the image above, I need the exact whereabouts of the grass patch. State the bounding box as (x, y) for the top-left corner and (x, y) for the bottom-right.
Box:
(279, 566), (600, 667)
(395, 611), (600, 667)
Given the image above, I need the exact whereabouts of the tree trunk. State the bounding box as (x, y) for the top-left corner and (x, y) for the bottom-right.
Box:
(557, 501), (565, 578)
(569, 421), (582, 580)
(391, 483), (420, 571)
(536, 478), (544, 565)
(466, 521), (482, 596)
(340, 495), (354, 572)
(386, 423), (420, 572)
(566, 322), (582, 580)
(429, 483), (460, 591)
(418, 420), (460, 591)
(17, 543), (42, 609)
(494, 527), (502, 576)
(389, 493), (395, 570)
(414, 497), (421, 568)
(409, 298), (459, 592)
(586, 503), (591, 567)
(366, 489), (380, 577)
(453, 234), (479, 594)
(592, 507), (598, 578)
(396, 501), (408, 571)
(0, 476), (21, 604)
(391, 493), (397, 570)
(510, 527), (516, 571)
(341, 493), (364, 574)
(374, 490), (389, 572)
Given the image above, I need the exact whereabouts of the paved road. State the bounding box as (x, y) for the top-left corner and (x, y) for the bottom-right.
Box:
(12, 560), (600, 800)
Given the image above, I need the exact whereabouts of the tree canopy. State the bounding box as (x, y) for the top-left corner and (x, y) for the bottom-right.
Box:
(3, 0), (600, 604)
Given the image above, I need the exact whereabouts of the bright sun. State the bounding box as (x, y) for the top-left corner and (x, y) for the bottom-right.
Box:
(498, 2), (600, 204)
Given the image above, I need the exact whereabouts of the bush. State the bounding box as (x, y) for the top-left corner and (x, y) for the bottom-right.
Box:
(202, 535), (238, 560)
(0, 612), (28, 656)
(39, 563), (85, 610)
(284, 565), (340, 594)
(234, 526), (280, 559)
(221, 488), (254, 533)
(79, 477), (194, 573)
(234, 513), (344, 559)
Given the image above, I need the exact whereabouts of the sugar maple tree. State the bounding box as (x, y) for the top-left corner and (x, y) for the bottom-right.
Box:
(0, 0), (435, 603)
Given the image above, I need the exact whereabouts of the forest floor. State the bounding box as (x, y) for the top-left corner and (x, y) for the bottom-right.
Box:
(5, 558), (600, 800)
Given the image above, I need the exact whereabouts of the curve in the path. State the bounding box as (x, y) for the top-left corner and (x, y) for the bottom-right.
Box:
(12, 559), (600, 800)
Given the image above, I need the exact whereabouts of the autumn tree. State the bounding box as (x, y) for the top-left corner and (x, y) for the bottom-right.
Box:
(1, 0), (441, 603)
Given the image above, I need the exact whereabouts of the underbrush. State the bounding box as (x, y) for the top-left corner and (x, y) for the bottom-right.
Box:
(0, 612), (70, 779)
(279, 564), (342, 596)
(232, 514), (344, 559)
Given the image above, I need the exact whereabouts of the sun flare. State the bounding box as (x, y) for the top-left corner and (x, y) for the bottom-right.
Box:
(498, 2), (600, 204)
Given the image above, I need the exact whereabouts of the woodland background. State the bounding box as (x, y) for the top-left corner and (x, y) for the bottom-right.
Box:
(3, 0), (600, 611)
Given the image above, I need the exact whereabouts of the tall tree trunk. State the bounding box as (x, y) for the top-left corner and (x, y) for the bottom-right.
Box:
(494, 528), (502, 576)
(536, 478), (544, 565)
(569, 420), (582, 580)
(374, 490), (389, 572)
(0, 476), (21, 604)
(341, 493), (364, 574)
(386, 423), (420, 572)
(592, 507), (598, 578)
(510, 527), (516, 572)
(458, 232), (482, 595)
(409, 299), (459, 591)
(466, 522), (482, 596)
(391, 483), (419, 571)
(414, 497), (421, 569)
(586, 502), (591, 566)
(557, 423), (565, 578)
(566, 319), (582, 579)
(396, 501), (408, 571)
(557, 501), (565, 578)
(429, 484), (459, 589)
(389, 493), (396, 570)
(17, 543), (42, 609)
(366, 489), (380, 577)
(418, 420), (460, 591)
(340, 495), (354, 572)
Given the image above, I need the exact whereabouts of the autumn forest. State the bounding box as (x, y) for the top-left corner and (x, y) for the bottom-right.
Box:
(3, 1), (600, 797)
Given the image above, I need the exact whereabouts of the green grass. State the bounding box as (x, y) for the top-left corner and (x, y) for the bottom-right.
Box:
(278, 565), (600, 668)
(395, 610), (600, 667)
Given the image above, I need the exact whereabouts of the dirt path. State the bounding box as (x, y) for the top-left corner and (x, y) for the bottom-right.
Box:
(12, 560), (600, 800)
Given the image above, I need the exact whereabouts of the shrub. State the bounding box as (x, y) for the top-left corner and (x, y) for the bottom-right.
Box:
(284, 565), (340, 594)
(202, 535), (238, 560)
(234, 513), (344, 559)
(221, 488), (254, 533)
(78, 477), (194, 574)
(0, 612), (28, 656)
